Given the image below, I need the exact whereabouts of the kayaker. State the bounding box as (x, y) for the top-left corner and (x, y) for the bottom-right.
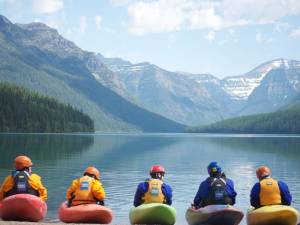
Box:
(192, 162), (237, 208)
(0, 155), (47, 201)
(250, 165), (292, 208)
(66, 166), (106, 206)
(133, 165), (172, 207)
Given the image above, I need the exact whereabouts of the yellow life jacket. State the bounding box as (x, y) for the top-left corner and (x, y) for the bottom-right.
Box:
(72, 176), (96, 206)
(259, 177), (282, 206)
(142, 179), (165, 204)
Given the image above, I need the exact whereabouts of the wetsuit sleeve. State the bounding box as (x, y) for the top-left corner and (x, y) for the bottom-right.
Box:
(225, 178), (237, 205)
(162, 183), (172, 205)
(28, 174), (47, 201)
(250, 182), (260, 208)
(133, 182), (148, 207)
(66, 179), (79, 201)
(92, 180), (106, 201)
(0, 176), (14, 201)
(193, 180), (207, 207)
(278, 181), (292, 206)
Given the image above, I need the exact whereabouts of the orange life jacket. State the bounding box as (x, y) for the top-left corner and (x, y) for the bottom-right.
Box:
(72, 176), (97, 206)
(259, 177), (282, 206)
(142, 179), (165, 204)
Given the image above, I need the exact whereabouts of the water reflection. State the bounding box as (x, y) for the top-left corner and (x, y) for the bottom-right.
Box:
(0, 134), (299, 225)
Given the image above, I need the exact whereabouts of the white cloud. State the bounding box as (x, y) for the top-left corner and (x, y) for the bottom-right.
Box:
(204, 31), (215, 42)
(95, 15), (102, 30)
(127, 0), (300, 35)
(32, 0), (63, 14)
(290, 27), (300, 38)
(79, 16), (87, 34)
(128, 0), (185, 35)
(273, 22), (290, 33)
(256, 32), (273, 43)
(110, 0), (133, 6)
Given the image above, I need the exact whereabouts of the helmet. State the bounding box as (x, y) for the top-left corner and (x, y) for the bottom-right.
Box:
(14, 155), (33, 170)
(207, 162), (222, 175)
(84, 166), (100, 180)
(256, 166), (271, 180)
(150, 165), (165, 174)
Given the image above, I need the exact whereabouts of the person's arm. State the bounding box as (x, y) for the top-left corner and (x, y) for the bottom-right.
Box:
(278, 181), (292, 205)
(250, 183), (260, 208)
(133, 182), (148, 207)
(225, 178), (237, 205)
(0, 176), (14, 201)
(92, 180), (106, 201)
(162, 183), (172, 205)
(29, 174), (47, 201)
(193, 181), (208, 207)
(66, 179), (79, 201)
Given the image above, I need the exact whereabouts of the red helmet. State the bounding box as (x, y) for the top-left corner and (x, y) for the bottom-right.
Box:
(84, 166), (100, 180)
(256, 166), (271, 180)
(14, 155), (33, 170)
(150, 165), (165, 174)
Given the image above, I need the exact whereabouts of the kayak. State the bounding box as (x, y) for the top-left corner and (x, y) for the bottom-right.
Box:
(129, 203), (176, 225)
(0, 194), (47, 222)
(58, 202), (113, 224)
(247, 205), (299, 225)
(186, 205), (244, 225)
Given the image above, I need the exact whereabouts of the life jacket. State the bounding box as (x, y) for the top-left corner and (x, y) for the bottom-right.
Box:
(259, 178), (282, 206)
(5, 171), (39, 197)
(71, 176), (98, 206)
(142, 179), (165, 204)
(201, 177), (232, 207)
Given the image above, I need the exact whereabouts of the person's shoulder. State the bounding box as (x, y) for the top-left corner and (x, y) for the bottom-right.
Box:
(29, 173), (41, 180)
(278, 180), (289, 188)
(225, 177), (234, 183)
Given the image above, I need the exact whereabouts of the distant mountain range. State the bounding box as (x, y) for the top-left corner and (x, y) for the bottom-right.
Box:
(1, 14), (300, 131)
(0, 15), (184, 132)
(100, 55), (300, 125)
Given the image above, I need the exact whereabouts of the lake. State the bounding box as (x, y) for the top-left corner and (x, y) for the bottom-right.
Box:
(0, 133), (299, 224)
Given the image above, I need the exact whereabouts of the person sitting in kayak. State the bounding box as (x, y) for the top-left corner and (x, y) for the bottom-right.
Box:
(66, 166), (105, 207)
(250, 165), (292, 209)
(193, 162), (236, 208)
(133, 165), (172, 207)
(0, 155), (47, 201)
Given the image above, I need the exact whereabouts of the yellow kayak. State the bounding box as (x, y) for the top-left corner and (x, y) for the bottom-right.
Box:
(247, 205), (299, 225)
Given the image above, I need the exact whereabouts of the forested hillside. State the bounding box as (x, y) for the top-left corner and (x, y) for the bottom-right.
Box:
(187, 104), (300, 134)
(0, 83), (94, 132)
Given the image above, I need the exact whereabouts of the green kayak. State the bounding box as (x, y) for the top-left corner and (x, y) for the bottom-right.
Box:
(129, 203), (176, 225)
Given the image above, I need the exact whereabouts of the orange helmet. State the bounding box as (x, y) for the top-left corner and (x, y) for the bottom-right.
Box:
(256, 166), (271, 180)
(84, 166), (100, 180)
(14, 155), (33, 170)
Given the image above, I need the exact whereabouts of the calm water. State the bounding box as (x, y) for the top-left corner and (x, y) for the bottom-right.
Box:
(0, 133), (300, 224)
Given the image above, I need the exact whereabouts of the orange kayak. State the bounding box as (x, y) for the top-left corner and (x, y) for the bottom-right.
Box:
(0, 194), (47, 222)
(58, 202), (113, 223)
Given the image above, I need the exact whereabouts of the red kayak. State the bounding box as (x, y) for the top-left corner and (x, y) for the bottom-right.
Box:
(58, 202), (113, 224)
(0, 194), (47, 222)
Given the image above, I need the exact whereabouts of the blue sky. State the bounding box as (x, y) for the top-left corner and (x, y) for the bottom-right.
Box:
(1, 0), (300, 78)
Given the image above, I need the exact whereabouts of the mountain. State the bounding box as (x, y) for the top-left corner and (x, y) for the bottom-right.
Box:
(98, 55), (228, 126)
(0, 15), (185, 132)
(100, 54), (300, 126)
(186, 103), (300, 134)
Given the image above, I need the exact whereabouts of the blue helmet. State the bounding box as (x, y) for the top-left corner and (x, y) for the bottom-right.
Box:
(207, 162), (222, 175)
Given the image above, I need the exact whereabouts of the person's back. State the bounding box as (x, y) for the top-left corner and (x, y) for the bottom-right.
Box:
(193, 162), (236, 208)
(250, 165), (291, 208)
(66, 166), (105, 206)
(0, 155), (47, 201)
(133, 165), (172, 207)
